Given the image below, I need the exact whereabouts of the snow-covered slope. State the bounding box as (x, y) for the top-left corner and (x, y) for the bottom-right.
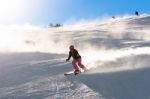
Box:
(0, 15), (150, 99)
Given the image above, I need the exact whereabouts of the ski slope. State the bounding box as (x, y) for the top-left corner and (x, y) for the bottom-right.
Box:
(0, 15), (150, 99)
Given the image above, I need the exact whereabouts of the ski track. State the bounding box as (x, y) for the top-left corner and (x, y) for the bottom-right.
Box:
(0, 53), (103, 99)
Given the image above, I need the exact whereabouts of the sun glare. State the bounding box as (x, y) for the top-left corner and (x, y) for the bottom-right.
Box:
(0, 0), (23, 17)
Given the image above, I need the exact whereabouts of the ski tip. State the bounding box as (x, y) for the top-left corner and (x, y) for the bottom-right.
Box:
(64, 73), (72, 76)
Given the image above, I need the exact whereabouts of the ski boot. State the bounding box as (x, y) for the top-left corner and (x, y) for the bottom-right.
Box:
(74, 70), (81, 75)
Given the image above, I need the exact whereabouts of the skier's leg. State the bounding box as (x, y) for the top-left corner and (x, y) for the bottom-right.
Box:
(72, 60), (80, 75)
(72, 59), (79, 70)
(77, 58), (85, 69)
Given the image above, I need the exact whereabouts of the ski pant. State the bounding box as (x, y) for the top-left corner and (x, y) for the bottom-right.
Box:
(72, 58), (85, 70)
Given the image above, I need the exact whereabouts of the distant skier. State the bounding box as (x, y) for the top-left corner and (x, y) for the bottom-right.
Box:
(112, 16), (115, 19)
(135, 11), (139, 16)
(66, 45), (87, 75)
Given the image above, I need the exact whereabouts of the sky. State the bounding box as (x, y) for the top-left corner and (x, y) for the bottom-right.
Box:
(0, 0), (150, 25)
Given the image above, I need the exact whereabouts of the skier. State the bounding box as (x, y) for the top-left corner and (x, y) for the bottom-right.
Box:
(66, 45), (87, 75)
(135, 11), (139, 16)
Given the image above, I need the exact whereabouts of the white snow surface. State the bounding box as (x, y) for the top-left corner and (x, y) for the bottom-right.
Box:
(0, 15), (150, 99)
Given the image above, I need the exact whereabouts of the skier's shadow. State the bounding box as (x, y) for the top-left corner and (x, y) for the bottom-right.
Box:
(73, 67), (150, 99)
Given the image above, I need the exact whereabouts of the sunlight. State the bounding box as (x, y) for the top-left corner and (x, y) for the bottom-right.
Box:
(0, 0), (23, 17)
(0, 28), (21, 50)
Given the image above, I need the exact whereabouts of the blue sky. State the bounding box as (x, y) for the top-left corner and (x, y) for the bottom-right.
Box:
(0, 0), (150, 25)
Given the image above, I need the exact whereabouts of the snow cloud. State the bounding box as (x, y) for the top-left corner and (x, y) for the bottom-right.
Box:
(0, 15), (150, 72)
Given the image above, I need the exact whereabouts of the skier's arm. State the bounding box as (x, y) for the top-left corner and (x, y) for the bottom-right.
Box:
(66, 52), (71, 61)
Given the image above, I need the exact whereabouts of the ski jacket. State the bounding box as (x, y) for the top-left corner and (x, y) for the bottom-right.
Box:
(67, 49), (81, 60)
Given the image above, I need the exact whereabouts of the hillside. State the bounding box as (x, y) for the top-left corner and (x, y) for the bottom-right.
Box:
(0, 15), (150, 99)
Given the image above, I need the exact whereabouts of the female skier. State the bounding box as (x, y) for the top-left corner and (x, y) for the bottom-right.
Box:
(66, 45), (87, 75)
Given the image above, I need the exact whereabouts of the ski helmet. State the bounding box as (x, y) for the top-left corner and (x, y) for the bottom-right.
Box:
(69, 45), (74, 50)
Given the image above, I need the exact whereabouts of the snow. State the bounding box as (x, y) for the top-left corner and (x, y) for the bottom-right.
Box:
(0, 15), (150, 99)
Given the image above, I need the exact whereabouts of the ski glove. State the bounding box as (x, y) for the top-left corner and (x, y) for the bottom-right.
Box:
(66, 59), (69, 62)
